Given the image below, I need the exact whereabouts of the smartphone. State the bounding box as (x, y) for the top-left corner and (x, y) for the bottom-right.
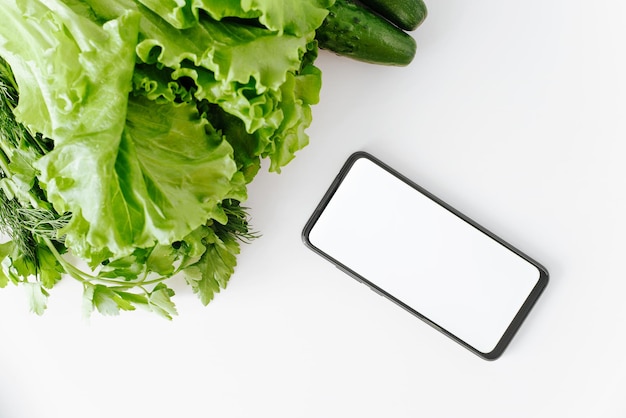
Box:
(302, 152), (548, 360)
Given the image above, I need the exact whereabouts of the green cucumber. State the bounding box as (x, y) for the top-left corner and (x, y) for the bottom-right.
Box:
(316, 0), (417, 66)
(360, 0), (428, 31)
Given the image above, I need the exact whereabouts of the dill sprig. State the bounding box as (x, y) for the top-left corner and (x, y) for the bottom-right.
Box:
(0, 56), (68, 268)
(0, 57), (53, 154)
(0, 191), (38, 262)
(16, 207), (71, 241)
(212, 199), (259, 244)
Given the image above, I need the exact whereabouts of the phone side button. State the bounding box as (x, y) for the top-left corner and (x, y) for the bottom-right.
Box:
(335, 265), (364, 283)
(370, 287), (384, 297)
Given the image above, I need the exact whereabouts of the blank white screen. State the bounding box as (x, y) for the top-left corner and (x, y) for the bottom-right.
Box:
(308, 157), (540, 354)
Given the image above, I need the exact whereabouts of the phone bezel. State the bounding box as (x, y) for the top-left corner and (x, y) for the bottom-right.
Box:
(302, 151), (549, 360)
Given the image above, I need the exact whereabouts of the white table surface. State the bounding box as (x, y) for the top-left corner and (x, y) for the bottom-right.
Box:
(2, 1), (626, 417)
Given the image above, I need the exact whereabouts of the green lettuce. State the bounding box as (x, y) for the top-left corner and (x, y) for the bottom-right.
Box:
(0, 0), (332, 316)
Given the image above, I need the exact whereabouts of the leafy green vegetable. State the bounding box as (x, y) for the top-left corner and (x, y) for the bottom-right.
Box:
(0, 0), (332, 317)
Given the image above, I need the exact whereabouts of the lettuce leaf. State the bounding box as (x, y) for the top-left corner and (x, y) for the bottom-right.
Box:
(137, 0), (333, 37)
(36, 96), (243, 262)
(0, 0), (139, 145)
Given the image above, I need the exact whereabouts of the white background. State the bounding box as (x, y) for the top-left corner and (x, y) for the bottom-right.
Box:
(1, 0), (626, 417)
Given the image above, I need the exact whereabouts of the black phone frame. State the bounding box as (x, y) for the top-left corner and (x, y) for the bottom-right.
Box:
(302, 151), (549, 360)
